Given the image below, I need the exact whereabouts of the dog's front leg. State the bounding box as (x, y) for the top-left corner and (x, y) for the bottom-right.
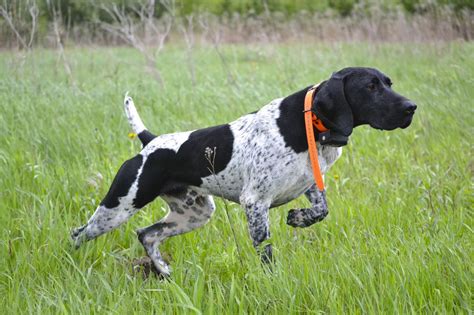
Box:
(286, 185), (329, 228)
(242, 200), (272, 264)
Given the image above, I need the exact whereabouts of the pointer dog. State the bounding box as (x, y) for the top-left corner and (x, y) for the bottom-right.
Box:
(72, 67), (416, 276)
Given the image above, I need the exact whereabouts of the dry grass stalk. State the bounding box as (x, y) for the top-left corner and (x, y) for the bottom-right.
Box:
(0, 0), (38, 50)
(47, 0), (75, 87)
(198, 13), (236, 85)
(180, 15), (196, 86)
(205, 147), (244, 267)
(100, 0), (174, 87)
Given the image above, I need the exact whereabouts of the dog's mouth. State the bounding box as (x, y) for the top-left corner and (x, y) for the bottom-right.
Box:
(370, 113), (415, 131)
(370, 122), (390, 131)
(400, 117), (413, 129)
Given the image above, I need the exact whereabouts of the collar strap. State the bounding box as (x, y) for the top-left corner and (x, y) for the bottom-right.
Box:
(304, 84), (328, 191)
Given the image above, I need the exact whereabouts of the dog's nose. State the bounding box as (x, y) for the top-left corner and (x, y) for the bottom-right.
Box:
(403, 101), (417, 115)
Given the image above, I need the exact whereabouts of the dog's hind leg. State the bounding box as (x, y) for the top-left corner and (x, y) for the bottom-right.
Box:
(286, 184), (329, 228)
(72, 154), (151, 248)
(136, 188), (215, 276)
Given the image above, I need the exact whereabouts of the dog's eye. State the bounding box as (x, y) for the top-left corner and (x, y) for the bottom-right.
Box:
(367, 83), (376, 91)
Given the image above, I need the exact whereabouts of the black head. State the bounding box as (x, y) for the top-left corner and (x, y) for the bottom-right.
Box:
(313, 67), (416, 146)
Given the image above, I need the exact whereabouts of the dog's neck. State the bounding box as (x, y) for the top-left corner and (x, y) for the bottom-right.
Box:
(276, 85), (326, 153)
(277, 84), (354, 152)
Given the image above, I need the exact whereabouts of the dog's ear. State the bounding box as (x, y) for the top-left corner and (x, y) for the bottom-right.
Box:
(313, 72), (353, 137)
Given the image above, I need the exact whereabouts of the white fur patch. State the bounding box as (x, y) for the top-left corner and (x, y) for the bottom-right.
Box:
(124, 94), (146, 134)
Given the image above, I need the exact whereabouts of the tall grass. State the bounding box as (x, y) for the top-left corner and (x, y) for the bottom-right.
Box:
(0, 42), (472, 313)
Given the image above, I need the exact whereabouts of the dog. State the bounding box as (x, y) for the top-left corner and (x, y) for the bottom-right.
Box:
(72, 67), (416, 276)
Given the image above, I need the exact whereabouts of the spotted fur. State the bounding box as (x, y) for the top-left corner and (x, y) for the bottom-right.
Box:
(72, 67), (416, 276)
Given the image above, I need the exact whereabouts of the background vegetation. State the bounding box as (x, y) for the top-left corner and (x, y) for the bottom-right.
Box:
(4, 0), (474, 21)
(0, 0), (472, 314)
(1, 0), (473, 48)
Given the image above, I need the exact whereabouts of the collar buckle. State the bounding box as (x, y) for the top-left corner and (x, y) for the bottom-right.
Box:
(318, 131), (331, 143)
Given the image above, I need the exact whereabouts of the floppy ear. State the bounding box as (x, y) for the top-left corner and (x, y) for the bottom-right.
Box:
(313, 73), (353, 137)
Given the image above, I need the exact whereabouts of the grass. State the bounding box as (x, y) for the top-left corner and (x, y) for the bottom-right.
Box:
(0, 42), (472, 314)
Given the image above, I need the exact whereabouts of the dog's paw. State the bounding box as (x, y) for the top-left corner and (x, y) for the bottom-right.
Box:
(152, 258), (172, 278)
(287, 207), (329, 228)
(70, 225), (86, 249)
(260, 244), (273, 265)
(286, 209), (306, 228)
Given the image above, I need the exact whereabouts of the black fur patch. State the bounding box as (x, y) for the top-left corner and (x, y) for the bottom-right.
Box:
(133, 124), (234, 208)
(138, 130), (156, 146)
(134, 149), (175, 208)
(100, 155), (144, 208)
(175, 124), (234, 181)
(276, 86), (313, 153)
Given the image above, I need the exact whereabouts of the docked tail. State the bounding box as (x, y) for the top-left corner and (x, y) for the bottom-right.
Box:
(124, 93), (156, 146)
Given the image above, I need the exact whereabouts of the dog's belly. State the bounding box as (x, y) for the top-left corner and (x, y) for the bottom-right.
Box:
(199, 171), (312, 206)
(199, 160), (245, 204)
(199, 152), (314, 206)
(199, 159), (313, 207)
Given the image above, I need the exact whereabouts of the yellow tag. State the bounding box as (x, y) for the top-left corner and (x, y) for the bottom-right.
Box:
(128, 132), (137, 139)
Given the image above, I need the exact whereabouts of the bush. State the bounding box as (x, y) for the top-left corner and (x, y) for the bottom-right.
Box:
(329, 0), (357, 16)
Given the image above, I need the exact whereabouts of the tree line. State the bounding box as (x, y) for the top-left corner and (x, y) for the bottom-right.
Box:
(1, 0), (472, 49)
(2, 0), (473, 28)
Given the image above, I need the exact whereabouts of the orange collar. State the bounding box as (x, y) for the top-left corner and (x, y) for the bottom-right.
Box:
(304, 84), (328, 191)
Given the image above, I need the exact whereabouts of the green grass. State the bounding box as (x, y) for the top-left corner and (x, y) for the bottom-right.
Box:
(0, 42), (472, 314)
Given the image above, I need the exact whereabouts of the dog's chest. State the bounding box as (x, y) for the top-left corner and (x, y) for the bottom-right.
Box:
(270, 145), (342, 206)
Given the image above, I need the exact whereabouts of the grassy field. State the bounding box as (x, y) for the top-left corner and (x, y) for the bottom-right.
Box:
(0, 42), (472, 313)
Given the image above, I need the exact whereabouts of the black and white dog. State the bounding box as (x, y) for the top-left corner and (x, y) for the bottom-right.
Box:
(72, 67), (416, 276)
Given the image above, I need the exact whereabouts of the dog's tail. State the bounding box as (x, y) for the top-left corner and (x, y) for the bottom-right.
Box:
(124, 92), (156, 146)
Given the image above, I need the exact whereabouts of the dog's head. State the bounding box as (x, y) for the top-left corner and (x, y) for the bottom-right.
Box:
(313, 67), (416, 146)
